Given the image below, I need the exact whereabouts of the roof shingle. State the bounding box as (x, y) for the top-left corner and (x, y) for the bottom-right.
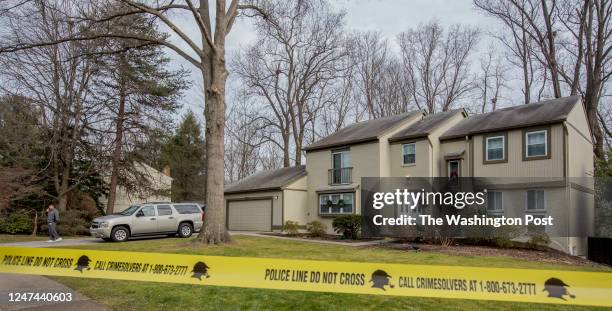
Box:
(389, 109), (465, 142)
(304, 111), (423, 152)
(440, 96), (580, 140)
(224, 165), (306, 194)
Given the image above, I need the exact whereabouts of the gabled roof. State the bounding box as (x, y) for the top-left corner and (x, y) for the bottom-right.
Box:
(389, 109), (466, 142)
(304, 111), (423, 152)
(224, 165), (306, 194)
(440, 96), (581, 140)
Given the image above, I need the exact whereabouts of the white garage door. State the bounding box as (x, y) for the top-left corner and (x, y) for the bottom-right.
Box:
(228, 199), (272, 231)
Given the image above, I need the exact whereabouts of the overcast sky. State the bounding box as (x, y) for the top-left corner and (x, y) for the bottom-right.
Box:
(169, 0), (500, 122)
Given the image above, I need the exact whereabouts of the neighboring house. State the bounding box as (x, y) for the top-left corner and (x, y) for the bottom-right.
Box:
(224, 96), (594, 256)
(101, 163), (173, 213)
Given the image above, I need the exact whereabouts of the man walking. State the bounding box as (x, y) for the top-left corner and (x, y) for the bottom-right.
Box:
(46, 204), (62, 242)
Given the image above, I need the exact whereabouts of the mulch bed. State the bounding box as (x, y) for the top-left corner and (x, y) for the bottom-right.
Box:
(262, 233), (604, 267)
(379, 242), (601, 267)
(260, 232), (381, 243)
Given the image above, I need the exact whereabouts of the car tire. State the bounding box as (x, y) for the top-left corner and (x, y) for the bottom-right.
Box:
(178, 222), (193, 238)
(111, 226), (130, 242)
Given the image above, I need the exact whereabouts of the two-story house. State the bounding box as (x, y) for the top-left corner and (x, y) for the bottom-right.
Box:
(224, 96), (594, 255)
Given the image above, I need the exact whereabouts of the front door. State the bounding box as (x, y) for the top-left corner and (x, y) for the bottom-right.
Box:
(156, 204), (177, 232)
(447, 160), (460, 178)
(132, 205), (157, 234)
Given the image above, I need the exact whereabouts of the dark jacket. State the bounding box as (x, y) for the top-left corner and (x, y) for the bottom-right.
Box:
(47, 209), (59, 223)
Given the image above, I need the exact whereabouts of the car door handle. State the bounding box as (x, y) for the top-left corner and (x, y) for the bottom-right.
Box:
(150, 218), (156, 220)
(168, 217), (174, 219)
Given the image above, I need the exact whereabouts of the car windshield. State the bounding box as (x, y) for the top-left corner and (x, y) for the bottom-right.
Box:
(118, 205), (140, 216)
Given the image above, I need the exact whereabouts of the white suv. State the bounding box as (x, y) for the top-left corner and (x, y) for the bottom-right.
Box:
(90, 203), (204, 242)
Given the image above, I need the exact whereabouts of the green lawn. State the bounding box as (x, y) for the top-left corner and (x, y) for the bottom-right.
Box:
(0, 234), (48, 243)
(50, 236), (611, 311)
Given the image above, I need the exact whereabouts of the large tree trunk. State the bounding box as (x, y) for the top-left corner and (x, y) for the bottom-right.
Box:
(196, 51), (230, 244)
(57, 159), (71, 212)
(586, 88), (605, 159)
(106, 70), (126, 215)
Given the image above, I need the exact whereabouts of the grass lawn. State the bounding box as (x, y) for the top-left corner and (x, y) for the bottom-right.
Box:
(0, 234), (49, 243)
(50, 236), (610, 311)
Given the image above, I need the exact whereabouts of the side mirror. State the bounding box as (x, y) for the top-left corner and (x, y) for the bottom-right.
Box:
(136, 211), (144, 217)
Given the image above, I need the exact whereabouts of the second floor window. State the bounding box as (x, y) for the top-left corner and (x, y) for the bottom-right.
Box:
(526, 130), (547, 158)
(330, 149), (351, 184)
(332, 150), (350, 169)
(486, 136), (505, 161)
(402, 143), (416, 165)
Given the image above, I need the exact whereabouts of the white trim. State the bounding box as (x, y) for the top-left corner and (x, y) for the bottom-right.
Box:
(525, 130), (548, 158)
(485, 135), (505, 161)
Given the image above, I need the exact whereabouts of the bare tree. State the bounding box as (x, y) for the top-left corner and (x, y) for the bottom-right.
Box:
(348, 31), (414, 119)
(0, 0), (103, 212)
(224, 95), (269, 183)
(312, 52), (355, 138)
(0, 0), (269, 244)
(475, 0), (564, 98)
(476, 0), (611, 159)
(233, 0), (348, 166)
(476, 46), (509, 112)
(398, 21), (480, 113)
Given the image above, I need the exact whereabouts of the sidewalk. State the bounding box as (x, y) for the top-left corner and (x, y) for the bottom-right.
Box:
(0, 273), (108, 311)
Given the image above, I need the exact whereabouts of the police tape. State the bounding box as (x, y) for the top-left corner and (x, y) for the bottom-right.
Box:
(1, 246), (611, 307)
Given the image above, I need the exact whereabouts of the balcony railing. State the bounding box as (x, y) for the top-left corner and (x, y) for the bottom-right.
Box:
(328, 167), (353, 185)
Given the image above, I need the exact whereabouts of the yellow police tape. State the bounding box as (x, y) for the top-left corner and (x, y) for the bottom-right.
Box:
(1, 246), (611, 307)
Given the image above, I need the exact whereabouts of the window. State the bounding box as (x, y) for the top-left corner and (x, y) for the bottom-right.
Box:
(526, 190), (545, 211)
(332, 150), (350, 169)
(397, 196), (422, 215)
(485, 136), (505, 161)
(139, 206), (155, 217)
(331, 150), (351, 184)
(525, 130), (547, 158)
(157, 205), (173, 216)
(487, 191), (503, 212)
(402, 143), (416, 165)
(174, 204), (201, 214)
(319, 193), (353, 215)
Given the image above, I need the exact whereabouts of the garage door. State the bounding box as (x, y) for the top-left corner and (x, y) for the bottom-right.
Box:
(227, 199), (272, 231)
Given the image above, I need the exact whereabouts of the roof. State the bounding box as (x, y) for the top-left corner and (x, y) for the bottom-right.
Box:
(440, 96), (581, 140)
(389, 109), (465, 142)
(224, 165), (306, 194)
(304, 111), (423, 152)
